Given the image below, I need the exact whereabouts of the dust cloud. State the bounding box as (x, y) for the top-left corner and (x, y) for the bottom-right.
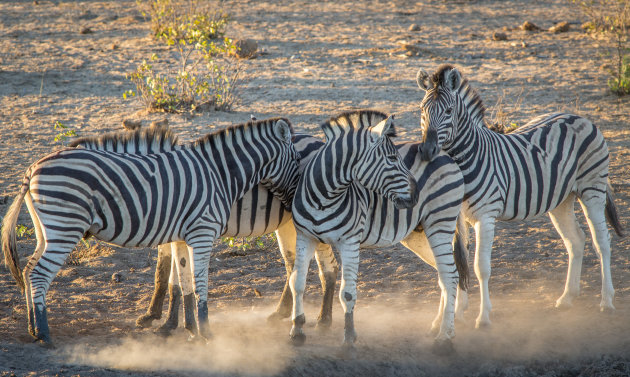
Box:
(62, 306), (295, 376)
(58, 289), (630, 376)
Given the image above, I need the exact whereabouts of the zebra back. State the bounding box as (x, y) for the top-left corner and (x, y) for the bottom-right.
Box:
(69, 126), (180, 154)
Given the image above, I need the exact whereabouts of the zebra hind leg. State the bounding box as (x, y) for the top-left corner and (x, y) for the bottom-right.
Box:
(548, 193), (586, 309)
(268, 224), (296, 323)
(579, 192), (615, 311)
(137, 243), (172, 328)
(27, 233), (84, 346)
(315, 243), (338, 331)
(288, 232), (318, 346)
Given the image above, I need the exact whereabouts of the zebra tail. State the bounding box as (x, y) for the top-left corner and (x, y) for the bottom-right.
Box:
(453, 215), (469, 291)
(605, 180), (625, 238)
(2, 176), (28, 293)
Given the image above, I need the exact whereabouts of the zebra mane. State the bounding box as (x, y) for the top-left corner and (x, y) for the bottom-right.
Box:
(432, 64), (486, 129)
(69, 126), (180, 154)
(320, 109), (393, 141)
(191, 117), (294, 148)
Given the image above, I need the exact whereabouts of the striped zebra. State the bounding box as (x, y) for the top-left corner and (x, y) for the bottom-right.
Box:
(289, 110), (468, 354)
(128, 133), (340, 335)
(416, 64), (625, 329)
(2, 118), (300, 346)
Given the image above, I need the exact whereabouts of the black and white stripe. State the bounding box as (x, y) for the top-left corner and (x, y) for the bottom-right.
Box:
(288, 110), (467, 352)
(416, 64), (625, 328)
(2, 119), (300, 345)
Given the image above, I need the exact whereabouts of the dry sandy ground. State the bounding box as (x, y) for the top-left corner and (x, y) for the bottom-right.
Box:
(1, 0), (630, 376)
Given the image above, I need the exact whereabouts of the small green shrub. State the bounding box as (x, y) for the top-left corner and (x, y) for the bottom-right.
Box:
(127, 0), (242, 113)
(572, 0), (630, 95)
(53, 121), (77, 144)
(137, 0), (229, 42)
(608, 54), (630, 94)
(15, 224), (34, 239)
(221, 233), (277, 253)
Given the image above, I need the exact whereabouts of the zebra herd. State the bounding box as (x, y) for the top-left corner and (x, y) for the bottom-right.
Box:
(2, 65), (624, 355)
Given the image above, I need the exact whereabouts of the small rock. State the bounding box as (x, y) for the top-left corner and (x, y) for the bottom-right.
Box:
(79, 26), (93, 35)
(408, 23), (420, 32)
(521, 21), (539, 31)
(111, 272), (124, 283)
(233, 39), (258, 59)
(549, 21), (570, 34)
(492, 32), (508, 41)
(111, 43), (119, 50)
(122, 119), (142, 131)
(150, 118), (169, 129)
(76, 10), (98, 21)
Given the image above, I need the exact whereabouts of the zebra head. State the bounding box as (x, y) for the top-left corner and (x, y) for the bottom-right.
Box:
(259, 118), (301, 208)
(353, 114), (418, 209)
(416, 64), (463, 161)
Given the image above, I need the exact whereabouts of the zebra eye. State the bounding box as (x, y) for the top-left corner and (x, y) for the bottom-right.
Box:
(387, 154), (398, 162)
(445, 108), (453, 116)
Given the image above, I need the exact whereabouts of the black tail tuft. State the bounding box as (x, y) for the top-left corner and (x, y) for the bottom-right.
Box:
(606, 182), (625, 238)
(453, 216), (469, 291)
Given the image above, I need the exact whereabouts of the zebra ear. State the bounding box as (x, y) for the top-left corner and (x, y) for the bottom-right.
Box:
(372, 115), (396, 139)
(416, 68), (433, 92)
(274, 119), (293, 144)
(445, 68), (462, 92)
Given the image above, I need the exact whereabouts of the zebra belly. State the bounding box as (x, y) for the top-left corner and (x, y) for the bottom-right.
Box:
(221, 186), (290, 238)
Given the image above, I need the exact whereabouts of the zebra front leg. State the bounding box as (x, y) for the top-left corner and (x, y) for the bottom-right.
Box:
(187, 233), (216, 341)
(473, 219), (496, 328)
(401, 229), (445, 335)
(579, 194), (615, 311)
(548, 194), (585, 309)
(268, 221), (297, 322)
(336, 243), (360, 357)
(288, 232), (318, 346)
(315, 243), (338, 330)
(171, 242), (199, 336)
(137, 243), (172, 328)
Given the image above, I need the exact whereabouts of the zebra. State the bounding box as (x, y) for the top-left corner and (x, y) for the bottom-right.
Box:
(2, 118), (300, 346)
(415, 64), (625, 329)
(288, 110), (468, 354)
(126, 133), (339, 335)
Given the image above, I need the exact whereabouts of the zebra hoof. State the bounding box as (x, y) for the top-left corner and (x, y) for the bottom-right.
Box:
(427, 325), (440, 337)
(267, 311), (289, 323)
(600, 305), (615, 314)
(315, 317), (332, 333)
(187, 333), (210, 345)
(155, 324), (176, 337)
(555, 297), (574, 310)
(34, 338), (56, 349)
(136, 313), (158, 329)
(431, 338), (454, 356)
(289, 330), (306, 346)
(474, 317), (492, 330)
(338, 342), (357, 359)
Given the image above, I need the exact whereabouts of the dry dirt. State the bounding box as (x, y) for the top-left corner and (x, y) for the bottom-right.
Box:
(1, 0), (630, 376)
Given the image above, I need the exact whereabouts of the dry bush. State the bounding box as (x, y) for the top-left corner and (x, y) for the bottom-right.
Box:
(67, 240), (115, 266)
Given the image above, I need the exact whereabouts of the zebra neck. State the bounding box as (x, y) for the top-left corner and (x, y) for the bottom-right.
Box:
(302, 145), (358, 212)
(199, 140), (267, 207)
(447, 120), (503, 173)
